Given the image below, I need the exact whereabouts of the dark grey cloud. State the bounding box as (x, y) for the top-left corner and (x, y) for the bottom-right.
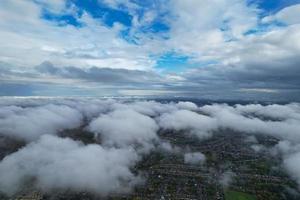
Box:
(35, 61), (163, 85)
(184, 53), (300, 89)
(1, 56), (299, 100)
(180, 55), (300, 100)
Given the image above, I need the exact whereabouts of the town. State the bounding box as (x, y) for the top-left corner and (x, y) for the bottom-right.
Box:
(3, 128), (299, 200)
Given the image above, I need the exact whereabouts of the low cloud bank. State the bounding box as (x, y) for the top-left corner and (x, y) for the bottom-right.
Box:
(0, 104), (82, 141)
(0, 135), (140, 196)
(0, 97), (300, 194)
(200, 104), (300, 142)
(88, 108), (159, 152)
(158, 109), (217, 139)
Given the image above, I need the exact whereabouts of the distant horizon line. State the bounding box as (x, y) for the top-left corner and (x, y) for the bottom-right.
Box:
(0, 95), (296, 103)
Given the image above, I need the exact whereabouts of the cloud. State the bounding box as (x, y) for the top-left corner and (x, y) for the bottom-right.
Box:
(272, 141), (300, 189)
(0, 135), (140, 196)
(262, 4), (300, 25)
(176, 12), (300, 100)
(168, 0), (258, 49)
(88, 108), (159, 152)
(284, 152), (300, 188)
(0, 0), (159, 70)
(158, 109), (217, 139)
(219, 170), (236, 188)
(35, 61), (163, 84)
(251, 144), (264, 153)
(176, 101), (198, 111)
(152, 101), (300, 144)
(1, 98), (300, 193)
(184, 152), (206, 165)
(118, 100), (178, 117)
(158, 141), (181, 154)
(0, 104), (83, 141)
(235, 103), (300, 121)
(200, 104), (300, 142)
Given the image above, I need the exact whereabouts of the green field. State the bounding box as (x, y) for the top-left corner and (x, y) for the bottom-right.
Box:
(225, 190), (256, 200)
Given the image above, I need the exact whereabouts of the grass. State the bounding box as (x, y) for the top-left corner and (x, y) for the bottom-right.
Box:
(225, 190), (256, 200)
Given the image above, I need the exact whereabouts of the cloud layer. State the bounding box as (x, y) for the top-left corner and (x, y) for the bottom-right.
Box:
(0, 135), (140, 195)
(0, 104), (82, 141)
(0, 98), (300, 195)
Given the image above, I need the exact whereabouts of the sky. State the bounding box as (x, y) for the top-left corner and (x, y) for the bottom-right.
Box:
(0, 0), (300, 100)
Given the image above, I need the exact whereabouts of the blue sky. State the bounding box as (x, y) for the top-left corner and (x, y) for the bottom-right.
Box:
(0, 0), (300, 100)
(254, 0), (300, 13)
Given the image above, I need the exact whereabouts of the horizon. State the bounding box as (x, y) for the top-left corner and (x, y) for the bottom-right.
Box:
(0, 95), (296, 104)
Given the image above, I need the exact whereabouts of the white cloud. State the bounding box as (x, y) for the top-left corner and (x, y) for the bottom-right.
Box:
(0, 135), (140, 195)
(102, 0), (139, 10)
(184, 152), (206, 165)
(158, 109), (217, 139)
(0, 104), (82, 141)
(284, 152), (300, 189)
(235, 103), (300, 121)
(238, 88), (278, 93)
(35, 0), (67, 13)
(166, 0), (258, 57)
(251, 144), (264, 152)
(0, 0), (158, 70)
(117, 100), (178, 117)
(176, 101), (198, 111)
(219, 170), (235, 187)
(88, 108), (159, 151)
(200, 104), (300, 142)
(262, 4), (300, 25)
